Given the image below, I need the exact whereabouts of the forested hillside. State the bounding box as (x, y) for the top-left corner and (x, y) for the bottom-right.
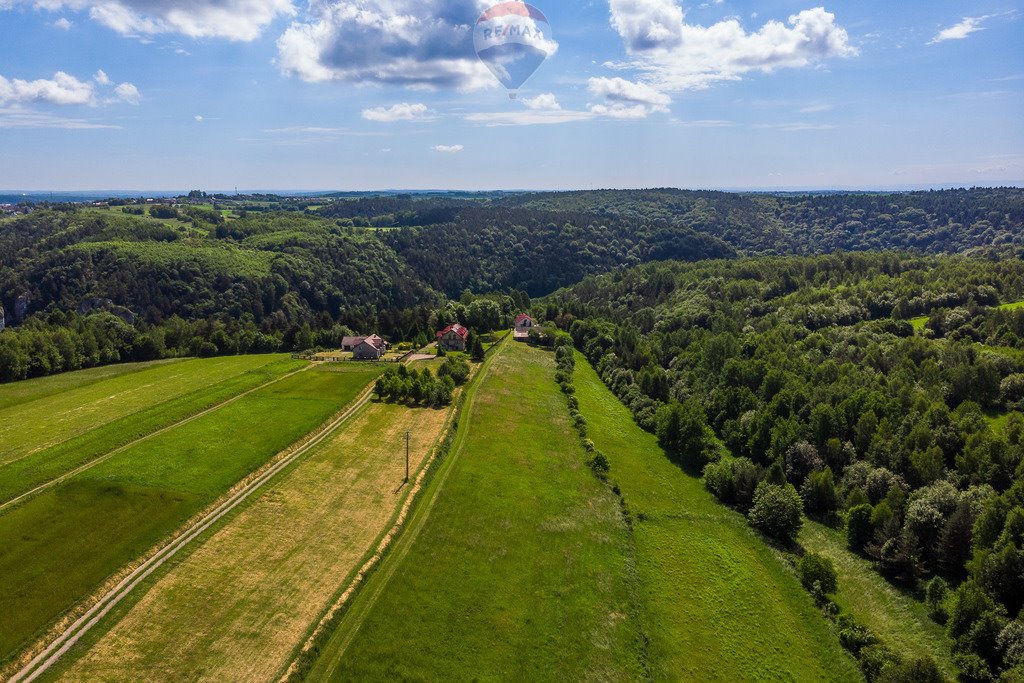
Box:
(548, 253), (1024, 681)
(2, 188), (1023, 385)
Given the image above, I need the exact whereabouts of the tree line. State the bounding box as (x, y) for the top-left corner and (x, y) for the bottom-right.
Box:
(549, 252), (1024, 682)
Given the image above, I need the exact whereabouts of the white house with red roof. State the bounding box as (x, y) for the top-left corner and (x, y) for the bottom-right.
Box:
(437, 323), (469, 352)
(514, 314), (537, 341)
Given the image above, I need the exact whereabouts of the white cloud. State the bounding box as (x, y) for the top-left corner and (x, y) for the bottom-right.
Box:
(53, 17), (72, 30)
(586, 76), (671, 119)
(521, 93), (561, 111)
(588, 103), (653, 119)
(0, 70), (140, 107)
(588, 76), (670, 109)
(606, 4), (857, 93)
(799, 102), (834, 113)
(362, 102), (431, 122)
(0, 106), (121, 129)
(669, 118), (733, 127)
(276, 0), (496, 89)
(0, 71), (96, 106)
(5, 0), (295, 41)
(467, 109), (592, 126)
(432, 144), (464, 153)
(928, 16), (987, 44)
(609, 0), (685, 52)
(194, 115), (204, 122)
(753, 122), (837, 131)
(112, 82), (140, 104)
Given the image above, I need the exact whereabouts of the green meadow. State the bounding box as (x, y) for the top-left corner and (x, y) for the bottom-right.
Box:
(0, 355), (284, 467)
(800, 521), (956, 678)
(0, 362), (382, 666)
(312, 342), (645, 680)
(0, 356), (302, 504)
(572, 352), (861, 681)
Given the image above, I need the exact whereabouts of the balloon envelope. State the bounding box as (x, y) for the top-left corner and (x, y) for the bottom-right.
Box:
(474, 2), (553, 91)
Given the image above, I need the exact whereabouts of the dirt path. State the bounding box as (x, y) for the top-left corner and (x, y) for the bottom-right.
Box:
(59, 401), (450, 682)
(299, 337), (508, 679)
(7, 373), (371, 683)
(0, 364), (312, 514)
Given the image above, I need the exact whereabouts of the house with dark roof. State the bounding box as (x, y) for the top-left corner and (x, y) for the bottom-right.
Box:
(437, 324), (469, 352)
(342, 334), (386, 352)
(353, 335), (387, 361)
(514, 314), (537, 342)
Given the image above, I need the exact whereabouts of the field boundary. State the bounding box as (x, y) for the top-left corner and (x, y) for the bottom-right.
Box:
(5, 371), (378, 683)
(0, 362), (312, 514)
(282, 335), (509, 681)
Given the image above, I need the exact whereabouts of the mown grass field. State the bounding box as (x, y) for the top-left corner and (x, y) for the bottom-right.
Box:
(0, 360), (177, 412)
(573, 352), (861, 681)
(0, 363), (382, 666)
(312, 342), (644, 680)
(51, 399), (452, 682)
(0, 356), (301, 504)
(800, 521), (956, 678)
(0, 355), (285, 467)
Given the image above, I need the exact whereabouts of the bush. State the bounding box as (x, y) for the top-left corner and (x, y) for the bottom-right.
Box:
(798, 552), (839, 595)
(656, 399), (717, 468)
(925, 577), (950, 624)
(847, 504), (874, 552)
(802, 467), (839, 515)
(748, 482), (803, 544)
(704, 459), (735, 503)
(437, 356), (470, 385)
(876, 656), (943, 683)
(588, 452), (610, 477)
(859, 643), (900, 682)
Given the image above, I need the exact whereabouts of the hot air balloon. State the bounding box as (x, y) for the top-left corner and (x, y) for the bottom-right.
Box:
(473, 2), (553, 99)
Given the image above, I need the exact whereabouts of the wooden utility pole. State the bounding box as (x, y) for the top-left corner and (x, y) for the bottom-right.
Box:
(405, 431), (411, 483)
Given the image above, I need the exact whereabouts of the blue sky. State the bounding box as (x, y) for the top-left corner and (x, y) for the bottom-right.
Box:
(0, 0), (1021, 191)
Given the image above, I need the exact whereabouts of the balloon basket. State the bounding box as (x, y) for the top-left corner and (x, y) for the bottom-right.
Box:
(509, 92), (517, 100)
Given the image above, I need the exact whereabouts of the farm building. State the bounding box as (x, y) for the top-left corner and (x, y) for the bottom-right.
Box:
(437, 324), (469, 352)
(353, 336), (387, 361)
(342, 334), (386, 352)
(513, 314), (536, 342)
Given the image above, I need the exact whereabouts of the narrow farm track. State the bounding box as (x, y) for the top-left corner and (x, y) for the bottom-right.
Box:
(8, 374), (377, 683)
(301, 338), (507, 678)
(0, 364), (312, 514)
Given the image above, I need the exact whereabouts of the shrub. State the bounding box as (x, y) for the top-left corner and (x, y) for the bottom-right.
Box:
(704, 460), (734, 503)
(656, 399), (717, 468)
(798, 552), (839, 595)
(847, 504), (874, 552)
(437, 356), (470, 385)
(876, 656), (943, 683)
(588, 452), (610, 477)
(925, 577), (950, 624)
(802, 467), (839, 515)
(748, 482), (803, 544)
(859, 643), (900, 682)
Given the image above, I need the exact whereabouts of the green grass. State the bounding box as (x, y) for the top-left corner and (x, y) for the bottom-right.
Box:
(0, 364), (382, 665)
(0, 357), (303, 505)
(65, 240), (274, 277)
(910, 316), (928, 331)
(800, 521), (956, 678)
(573, 352), (862, 681)
(0, 355), (286, 468)
(314, 342), (644, 680)
(0, 359), (179, 412)
(999, 301), (1024, 311)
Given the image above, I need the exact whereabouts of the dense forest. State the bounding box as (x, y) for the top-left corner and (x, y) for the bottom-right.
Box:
(547, 253), (1024, 681)
(2, 187), (1023, 387)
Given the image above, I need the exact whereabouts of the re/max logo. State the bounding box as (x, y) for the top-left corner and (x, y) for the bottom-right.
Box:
(481, 25), (545, 40)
